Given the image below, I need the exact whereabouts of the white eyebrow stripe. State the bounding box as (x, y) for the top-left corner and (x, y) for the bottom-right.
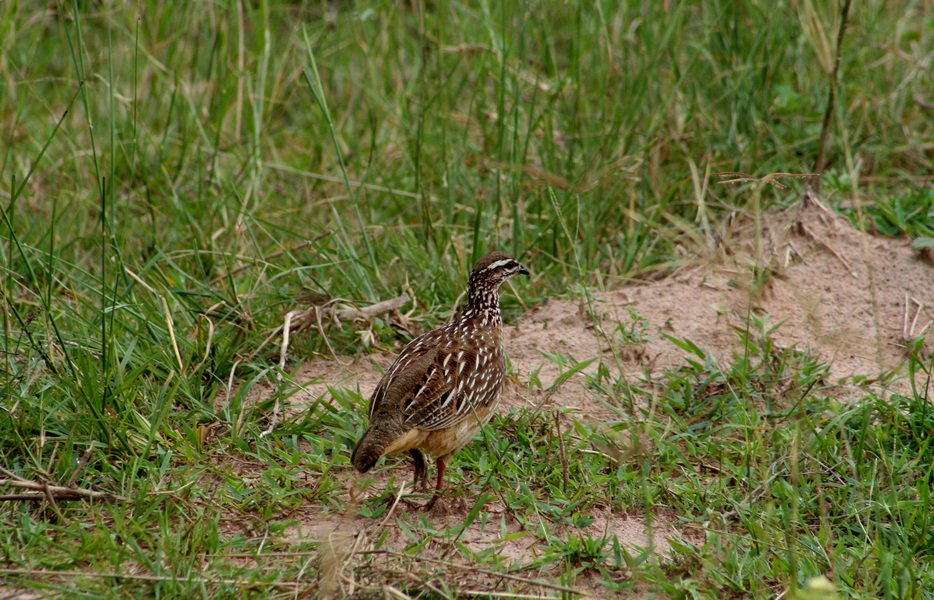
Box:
(484, 259), (514, 271)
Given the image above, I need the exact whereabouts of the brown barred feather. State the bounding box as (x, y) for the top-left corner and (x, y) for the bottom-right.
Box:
(351, 251), (530, 506)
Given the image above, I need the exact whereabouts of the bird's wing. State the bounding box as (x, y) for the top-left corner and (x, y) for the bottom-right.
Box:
(368, 330), (486, 432)
(367, 338), (441, 421)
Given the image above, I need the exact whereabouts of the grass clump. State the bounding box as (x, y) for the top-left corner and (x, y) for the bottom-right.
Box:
(1, 0), (933, 598)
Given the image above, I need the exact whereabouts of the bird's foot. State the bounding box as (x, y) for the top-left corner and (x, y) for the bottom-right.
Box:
(421, 491), (444, 512)
(410, 449), (429, 492)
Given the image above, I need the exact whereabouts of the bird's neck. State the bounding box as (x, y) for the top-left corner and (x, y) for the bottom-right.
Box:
(465, 286), (503, 328)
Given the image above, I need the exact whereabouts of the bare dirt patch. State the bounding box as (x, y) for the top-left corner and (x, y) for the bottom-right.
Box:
(237, 198), (933, 594)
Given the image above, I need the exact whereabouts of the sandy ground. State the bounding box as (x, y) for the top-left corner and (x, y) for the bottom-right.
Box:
(226, 196), (933, 596)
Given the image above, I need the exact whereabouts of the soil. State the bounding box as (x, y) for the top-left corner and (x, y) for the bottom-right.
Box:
(238, 197), (934, 596)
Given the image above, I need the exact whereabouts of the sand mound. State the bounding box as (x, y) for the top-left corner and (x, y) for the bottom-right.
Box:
(236, 196), (933, 579)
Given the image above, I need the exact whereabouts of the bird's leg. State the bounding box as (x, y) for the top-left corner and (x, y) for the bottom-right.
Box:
(409, 449), (428, 492)
(422, 457), (447, 511)
(435, 457), (446, 490)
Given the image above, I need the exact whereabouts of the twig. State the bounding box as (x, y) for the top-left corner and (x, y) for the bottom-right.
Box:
(0, 466), (31, 482)
(66, 445), (97, 488)
(330, 294), (411, 321)
(246, 294), (410, 361)
(0, 567), (301, 587)
(714, 172), (820, 190)
(0, 478), (120, 502)
(375, 481), (407, 532)
(797, 222), (854, 276)
(43, 482), (66, 520)
(903, 295), (932, 340)
(314, 305), (340, 362)
(381, 585), (415, 599)
(363, 552), (584, 596)
(801, 186), (838, 218)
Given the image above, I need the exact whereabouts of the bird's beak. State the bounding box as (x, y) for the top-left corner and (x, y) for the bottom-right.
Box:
(517, 263), (531, 277)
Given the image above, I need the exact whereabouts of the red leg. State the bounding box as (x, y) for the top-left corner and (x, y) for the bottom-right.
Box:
(423, 457), (447, 511)
(435, 457), (446, 490)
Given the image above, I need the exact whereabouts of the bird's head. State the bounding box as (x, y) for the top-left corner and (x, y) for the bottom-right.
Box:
(468, 251), (530, 293)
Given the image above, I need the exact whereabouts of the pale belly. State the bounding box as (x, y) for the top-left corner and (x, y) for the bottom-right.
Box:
(380, 401), (495, 461)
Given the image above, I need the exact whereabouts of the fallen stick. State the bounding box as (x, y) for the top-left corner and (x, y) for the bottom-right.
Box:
(0, 478), (119, 502)
(246, 293), (411, 362)
(329, 294), (411, 321)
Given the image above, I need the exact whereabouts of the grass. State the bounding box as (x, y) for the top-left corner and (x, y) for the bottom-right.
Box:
(1, 0), (933, 598)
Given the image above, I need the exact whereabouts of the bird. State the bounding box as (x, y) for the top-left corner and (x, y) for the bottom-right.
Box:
(351, 251), (530, 509)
